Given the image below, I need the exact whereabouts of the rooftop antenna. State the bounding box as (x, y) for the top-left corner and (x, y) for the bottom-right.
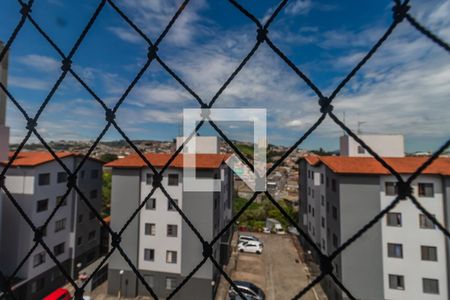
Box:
(357, 121), (366, 135)
(342, 111), (346, 135)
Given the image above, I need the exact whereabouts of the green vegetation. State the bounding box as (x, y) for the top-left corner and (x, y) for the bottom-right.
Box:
(100, 153), (118, 163)
(236, 143), (254, 159)
(233, 196), (297, 231)
(102, 171), (112, 216)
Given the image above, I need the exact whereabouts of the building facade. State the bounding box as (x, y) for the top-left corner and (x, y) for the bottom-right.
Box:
(0, 152), (103, 300)
(298, 155), (450, 300)
(106, 152), (233, 299)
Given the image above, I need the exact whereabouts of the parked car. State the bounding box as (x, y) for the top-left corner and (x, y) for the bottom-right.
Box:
(43, 288), (71, 300)
(228, 280), (265, 300)
(238, 241), (263, 254)
(238, 234), (260, 244)
(262, 227), (271, 234)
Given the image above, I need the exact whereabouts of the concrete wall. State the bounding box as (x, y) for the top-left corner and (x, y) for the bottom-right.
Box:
(176, 136), (218, 154)
(381, 175), (448, 300)
(340, 134), (405, 157)
(339, 175), (384, 300)
(444, 177), (450, 300)
(107, 168), (141, 296)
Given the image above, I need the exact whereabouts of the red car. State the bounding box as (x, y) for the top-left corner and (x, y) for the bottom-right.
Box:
(43, 288), (71, 300)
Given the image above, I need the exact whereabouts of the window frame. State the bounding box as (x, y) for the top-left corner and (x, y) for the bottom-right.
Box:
(38, 173), (50, 186)
(168, 174), (179, 186)
(386, 212), (402, 227)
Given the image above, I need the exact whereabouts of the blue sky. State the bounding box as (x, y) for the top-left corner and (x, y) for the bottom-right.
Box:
(0, 0), (449, 152)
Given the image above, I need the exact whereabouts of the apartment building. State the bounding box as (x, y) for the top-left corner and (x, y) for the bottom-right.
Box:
(298, 155), (450, 300)
(0, 152), (103, 300)
(106, 150), (233, 299)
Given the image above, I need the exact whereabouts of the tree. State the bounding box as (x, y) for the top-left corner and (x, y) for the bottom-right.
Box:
(102, 171), (112, 216)
(100, 153), (118, 163)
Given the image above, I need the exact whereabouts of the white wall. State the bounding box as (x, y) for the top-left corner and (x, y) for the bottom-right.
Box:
(380, 175), (447, 300)
(138, 168), (183, 274)
(176, 136), (218, 154)
(340, 134), (405, 157)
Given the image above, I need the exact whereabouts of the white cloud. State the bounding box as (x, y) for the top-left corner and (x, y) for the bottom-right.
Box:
(107, 26), (143, 44)
(285, 0), (313, 16)
(111, 0), (208, 46)
(8, 75), (51, 90)
(16, 54), (60, 72)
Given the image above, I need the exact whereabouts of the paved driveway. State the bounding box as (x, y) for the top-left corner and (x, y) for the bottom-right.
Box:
(227, 233), (320, 300)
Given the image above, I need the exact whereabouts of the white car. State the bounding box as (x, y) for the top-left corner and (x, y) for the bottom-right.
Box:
(238, 241), (263, 254)
(262, 227), (271, 234)
(238, 234), (260, 244)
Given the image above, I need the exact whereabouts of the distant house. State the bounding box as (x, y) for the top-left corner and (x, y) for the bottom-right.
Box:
(0, 152), (103, 300)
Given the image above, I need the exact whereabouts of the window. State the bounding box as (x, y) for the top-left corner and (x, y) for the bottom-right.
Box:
(332, 206), (337, 220)
(421, 246), (437, 261)
(321, 196), (324, 206)
(145, 223), (156, 236)
(91, 169), (99, 179)
(168, 174), (179, 186)
(423, 278), (439, 294)
(389, 274), (404, 290)
(56, 196), (66, 207)
(308, 204), (311, 213)
(37, 199), (48, 212)
(88, 230), (96, 241)
(168, 199), (179, 211)
(167, 225), (178, 237)
(90, 190), (98, 199)
(418, 183), (434, 197)
(387, 212), (402, 227)
(312, 208), (314, 217)
(357, 145), (365, 154)
(166, 251), (177, 264)
(78, 214), (83, 223)
(144, 249), (155, 261)
(146, 173), (153, 185)
(55, 219), (66, 232)
(387, 243), (403, 258)
(53, 243), (65, 256)
(385, 182), (397, 196)
(77, 236), (82, 246)
(419, 214), (435, 229)
(320, 174), (324, 184)
(38, 173), (50, 185)
(331, 179), (337, 192)
(57, 172), (67, 183)
(33, 252), (46, 267)
(332, 234), (338, 248)
(31, 277), (45, 293)
(166, 277), (176, 290)
(146, 198), (156, 210)
(321, 217), (325, 228)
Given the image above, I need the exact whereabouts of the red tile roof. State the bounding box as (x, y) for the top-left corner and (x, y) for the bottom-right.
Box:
(2, 151), (103, 167)
(301, 155), (450, 176)
(106, 153), (230, 169)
